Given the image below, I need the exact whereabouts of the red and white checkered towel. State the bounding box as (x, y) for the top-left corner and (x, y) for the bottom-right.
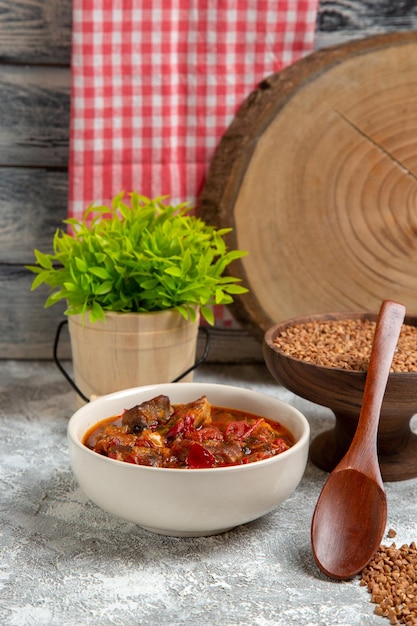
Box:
(68, 0), (319, 219)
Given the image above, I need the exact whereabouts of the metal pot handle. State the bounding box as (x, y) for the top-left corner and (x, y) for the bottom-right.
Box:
(53, 319), (211, 403)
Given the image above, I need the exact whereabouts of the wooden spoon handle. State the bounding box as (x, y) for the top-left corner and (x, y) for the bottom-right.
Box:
(343, 300), (405, 472)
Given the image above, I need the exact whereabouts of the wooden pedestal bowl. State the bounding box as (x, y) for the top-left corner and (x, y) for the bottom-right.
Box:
(263, 311), (417, 482)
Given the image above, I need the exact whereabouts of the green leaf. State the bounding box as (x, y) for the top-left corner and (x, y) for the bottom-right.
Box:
(34, 249), (53, 270)
(89, 266), (111, 279)
(94, 281), (113, 295)
(164, 266), (182, 277)
(63, 281), (79, 292)
(75, 257), (88, 273)
(223, 284), (249, 294)
(45, 290), (66, 307)
(29, 272), (48, 290)
(215, 288), (224, 304)
(140, 278), (159, 290)
(90, 301), (106, 322)
(200, 306), (214, 325)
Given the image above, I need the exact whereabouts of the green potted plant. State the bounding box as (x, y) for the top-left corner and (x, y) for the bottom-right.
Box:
(27, 191), (248, 401)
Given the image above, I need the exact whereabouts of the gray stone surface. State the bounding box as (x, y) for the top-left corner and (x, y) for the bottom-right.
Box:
(1, 359), (417, 626)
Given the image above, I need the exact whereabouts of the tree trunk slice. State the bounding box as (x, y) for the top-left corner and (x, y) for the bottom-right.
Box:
(199, 31), (417, 342)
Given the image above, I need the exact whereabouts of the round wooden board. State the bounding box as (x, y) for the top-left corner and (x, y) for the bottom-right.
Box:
(199, 31), (417, 342)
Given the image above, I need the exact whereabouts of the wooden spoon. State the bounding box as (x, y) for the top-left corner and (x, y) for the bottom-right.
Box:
(310, 299), (406, 580)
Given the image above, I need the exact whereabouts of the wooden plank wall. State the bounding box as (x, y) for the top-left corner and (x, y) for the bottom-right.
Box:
(0, 1), (71, 359)
(2, 0), (417, 361)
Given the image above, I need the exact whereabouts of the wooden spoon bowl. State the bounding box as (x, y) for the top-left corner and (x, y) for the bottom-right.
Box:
(263, 311), (417, 482)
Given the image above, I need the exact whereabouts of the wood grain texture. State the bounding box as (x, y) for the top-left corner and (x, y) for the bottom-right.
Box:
(0, 0), (71, 64)
(0, 168), (70, 359)
(0, 65), (70, 167)
(200, 31), (417, 341)
(316, 0), (417, 48)
(0, 168), (67, 263)
(0, 265), (70, 359)
(0, 0), (71, 359)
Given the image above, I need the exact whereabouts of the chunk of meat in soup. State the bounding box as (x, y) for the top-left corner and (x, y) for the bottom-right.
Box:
(172, 396), (212, 428)
(122, 394), (172, 434)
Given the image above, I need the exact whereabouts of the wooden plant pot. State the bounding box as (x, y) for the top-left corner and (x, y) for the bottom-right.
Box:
(68, 308), (200, 403)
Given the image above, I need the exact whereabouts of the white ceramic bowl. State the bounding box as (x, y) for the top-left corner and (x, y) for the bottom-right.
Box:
(67, 382), (310, 536)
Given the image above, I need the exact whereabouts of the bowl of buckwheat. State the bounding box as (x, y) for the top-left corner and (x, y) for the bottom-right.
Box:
(263, 308), (417, 483)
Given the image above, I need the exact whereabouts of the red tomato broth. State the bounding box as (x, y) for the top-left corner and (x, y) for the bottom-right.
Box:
(83, 395), (295, 469)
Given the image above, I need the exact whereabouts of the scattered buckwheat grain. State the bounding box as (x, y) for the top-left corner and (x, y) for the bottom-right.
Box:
(361, 540), (417, 625)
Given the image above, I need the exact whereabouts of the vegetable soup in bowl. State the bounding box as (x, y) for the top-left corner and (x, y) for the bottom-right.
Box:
(67, 382), (310, 536)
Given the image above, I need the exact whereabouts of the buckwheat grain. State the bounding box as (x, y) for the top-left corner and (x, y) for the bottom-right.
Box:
(361, 541), (417, 625)
(274, 319), (417, 372)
